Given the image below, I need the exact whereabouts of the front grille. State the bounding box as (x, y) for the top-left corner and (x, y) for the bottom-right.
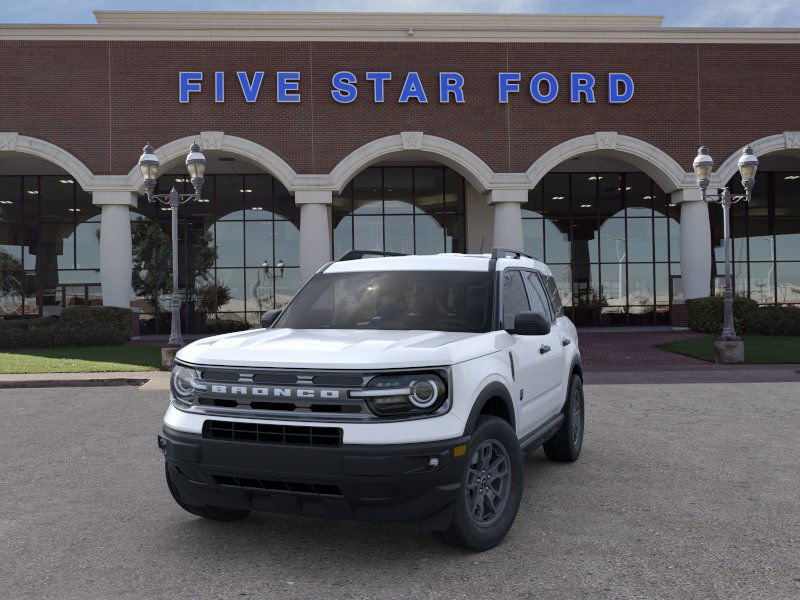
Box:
(203, 420), (342, 447)
(213, 475), (343, 497)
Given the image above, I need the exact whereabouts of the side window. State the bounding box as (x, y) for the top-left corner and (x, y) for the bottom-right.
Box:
(502, 270), (531, 328)
(523, 271), (553, 321)
(544, 274), (565, 317)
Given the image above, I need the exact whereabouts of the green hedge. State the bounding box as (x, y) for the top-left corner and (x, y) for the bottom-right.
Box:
(687, 297), (800, 336)
(0, 306), (132, 349)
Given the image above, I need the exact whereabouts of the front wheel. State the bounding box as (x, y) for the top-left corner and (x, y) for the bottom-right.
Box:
(434, 416), (523, 551)
(543, 373), (584, 462)
(165, 464), (251, 522)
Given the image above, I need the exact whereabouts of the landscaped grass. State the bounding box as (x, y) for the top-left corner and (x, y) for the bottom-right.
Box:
(657, 335), (800, 364)
(0, 345), (162, 374)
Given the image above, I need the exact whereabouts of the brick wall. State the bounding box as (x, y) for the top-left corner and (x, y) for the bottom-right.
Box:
(1, 39), (799, 177)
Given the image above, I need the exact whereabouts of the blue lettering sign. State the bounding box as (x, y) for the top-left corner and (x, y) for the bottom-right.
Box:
(237, 71), (264, 103)
(365, 72), (392, 103)
(178, 71), (203, 103)
(277, 71), (301, 103)
(498, 73), (521, 103)
(214, 71), (224, 103)
(570, 73), (596, 103)
(439, 72), (465, 103)
(530, 72), (558, 104)
(331, 71), (358, 103)
(399, 72), (428, 103)
(608, 73), (634, 104)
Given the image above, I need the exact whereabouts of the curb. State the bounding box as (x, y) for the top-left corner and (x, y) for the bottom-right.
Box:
(0, 378), (151, 389)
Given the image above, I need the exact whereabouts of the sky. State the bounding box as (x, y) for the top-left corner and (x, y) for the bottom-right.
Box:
(1, 0), (799, 27)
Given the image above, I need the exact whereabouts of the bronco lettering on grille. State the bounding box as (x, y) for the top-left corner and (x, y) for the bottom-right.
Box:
(209, 385), (342, 400)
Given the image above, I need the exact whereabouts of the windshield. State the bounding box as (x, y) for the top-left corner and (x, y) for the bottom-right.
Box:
(275, 270), (494, 332)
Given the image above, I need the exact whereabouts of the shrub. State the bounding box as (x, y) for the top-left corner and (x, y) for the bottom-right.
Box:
(687, 296), (800, 336)
(205, 318), (250, 334)
(0, 306), (132, 349)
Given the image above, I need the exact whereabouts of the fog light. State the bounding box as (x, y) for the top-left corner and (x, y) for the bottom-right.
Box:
(428, 457), (439, 468)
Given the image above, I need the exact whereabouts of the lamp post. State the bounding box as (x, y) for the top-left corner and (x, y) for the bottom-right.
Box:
(138, 142), (206, 347)
(692, 145), (758, 357)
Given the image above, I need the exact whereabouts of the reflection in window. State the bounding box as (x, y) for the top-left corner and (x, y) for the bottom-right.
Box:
(131, 173), (301, 335)
(333, 166), (466, 257)
(524, 172), (679, 325)
(0, 176), (100, 318)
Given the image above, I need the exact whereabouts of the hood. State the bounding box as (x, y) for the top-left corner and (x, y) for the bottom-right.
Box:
(176, 328), (499, 369)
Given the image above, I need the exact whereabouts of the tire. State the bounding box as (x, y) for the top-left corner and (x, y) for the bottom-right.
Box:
(165, 464), (251, 522)
(543, 373), (584, 462)
(433, 416), (523, 551)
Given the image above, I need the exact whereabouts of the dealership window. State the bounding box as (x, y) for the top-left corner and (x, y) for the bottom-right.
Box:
(130, 173), (299, 335)
(523, 171), (679, 326)
(712, 171), (800, 306)
(333, 166), (466, 258)
(0, 175), (101, 319)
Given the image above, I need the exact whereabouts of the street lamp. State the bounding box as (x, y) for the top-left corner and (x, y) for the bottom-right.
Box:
(138, 142), (206, 347)
(692, 144), (758, 347)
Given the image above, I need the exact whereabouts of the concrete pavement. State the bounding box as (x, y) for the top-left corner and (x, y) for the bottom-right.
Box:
(1, 383), (798, 599)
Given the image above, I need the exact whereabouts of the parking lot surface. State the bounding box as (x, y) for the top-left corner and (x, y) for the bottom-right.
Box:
(1, 382), (798, 600)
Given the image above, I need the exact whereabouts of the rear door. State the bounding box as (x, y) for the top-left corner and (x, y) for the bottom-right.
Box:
(500, 269), (562, 437)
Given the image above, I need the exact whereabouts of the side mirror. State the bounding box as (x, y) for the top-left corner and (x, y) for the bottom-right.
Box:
(509, 311), (551, 336)
(260, 308), (283, 329)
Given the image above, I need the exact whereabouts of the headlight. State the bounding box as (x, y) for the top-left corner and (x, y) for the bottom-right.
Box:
(351, 372), (448, 417)
(170, 364), (202, 408)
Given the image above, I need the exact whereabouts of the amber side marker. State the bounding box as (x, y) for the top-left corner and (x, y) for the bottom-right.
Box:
(453, 445), (467, 457)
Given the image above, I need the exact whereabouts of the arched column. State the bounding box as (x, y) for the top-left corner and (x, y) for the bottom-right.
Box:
(488, 189), (527, 250)
(673, 188), (711, 300)
(94, 190), (137, 308)
(329, 132), (495, 194)
(526, 132), (692, 193)
(123, 131), (298, 193)
(296, 190), (332, 282)
(712, 131), (800, 187)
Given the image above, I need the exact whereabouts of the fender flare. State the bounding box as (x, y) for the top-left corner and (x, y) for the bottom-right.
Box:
(463, 381), (516, 435)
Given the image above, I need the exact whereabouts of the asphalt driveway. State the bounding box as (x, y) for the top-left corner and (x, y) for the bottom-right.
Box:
(1, 382), (798, 600)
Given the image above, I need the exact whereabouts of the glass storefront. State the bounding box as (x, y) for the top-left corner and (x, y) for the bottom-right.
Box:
(131, 173), (300, 334)
(713, 171), (800, 305)
(333, 166), (466, 258)
(523, 172), (680, 326)
(0, 176), (101, 318)
(3, 165), (797, 333)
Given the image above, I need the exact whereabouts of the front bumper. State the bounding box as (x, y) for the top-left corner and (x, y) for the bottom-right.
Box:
(160, 425), (470, 530)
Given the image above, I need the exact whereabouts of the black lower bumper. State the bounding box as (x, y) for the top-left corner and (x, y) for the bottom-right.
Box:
(159, 425), (470, 530)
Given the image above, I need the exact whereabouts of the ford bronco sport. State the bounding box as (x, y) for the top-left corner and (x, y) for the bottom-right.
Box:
(159, 248), (584, 551)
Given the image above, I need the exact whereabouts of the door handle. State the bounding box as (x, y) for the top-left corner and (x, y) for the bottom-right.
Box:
(561, 338), (571, 346)
(539, 344), (551, 354)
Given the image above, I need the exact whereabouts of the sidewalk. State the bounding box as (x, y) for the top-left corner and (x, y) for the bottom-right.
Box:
(0, 370), (170, 390)
(1, 331), (798, 388)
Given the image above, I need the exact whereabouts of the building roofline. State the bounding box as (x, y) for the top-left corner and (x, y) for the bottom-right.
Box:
(91, 10), (665, 28)
(1, 11), (799, 44)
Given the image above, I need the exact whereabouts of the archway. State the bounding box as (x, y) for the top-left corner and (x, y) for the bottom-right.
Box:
(522, 149), (683, 326)
(129, 147), (301, 335)
(327, 134), (495, 259)
(0, 148), (101, 318)
(710, 134), (800, 306)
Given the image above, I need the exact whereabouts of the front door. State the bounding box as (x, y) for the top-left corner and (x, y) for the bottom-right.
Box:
(500, 270), (563, 438)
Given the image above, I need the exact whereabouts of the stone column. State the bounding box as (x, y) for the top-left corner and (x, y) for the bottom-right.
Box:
(673, 188), (712, 300)
(93, 191), (137, 308)
(488, 189), (527, 251)
(296, 190), (333, 282)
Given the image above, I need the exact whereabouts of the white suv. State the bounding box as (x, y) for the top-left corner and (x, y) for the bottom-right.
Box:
(159, 248), (584, 551)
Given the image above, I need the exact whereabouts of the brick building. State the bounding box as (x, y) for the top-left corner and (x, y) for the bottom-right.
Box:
(1, 11), (799, 332)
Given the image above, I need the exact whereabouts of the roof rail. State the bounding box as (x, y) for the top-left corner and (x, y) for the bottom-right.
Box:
(338, 249), (407, 261)
(490, 247), (534, 260)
